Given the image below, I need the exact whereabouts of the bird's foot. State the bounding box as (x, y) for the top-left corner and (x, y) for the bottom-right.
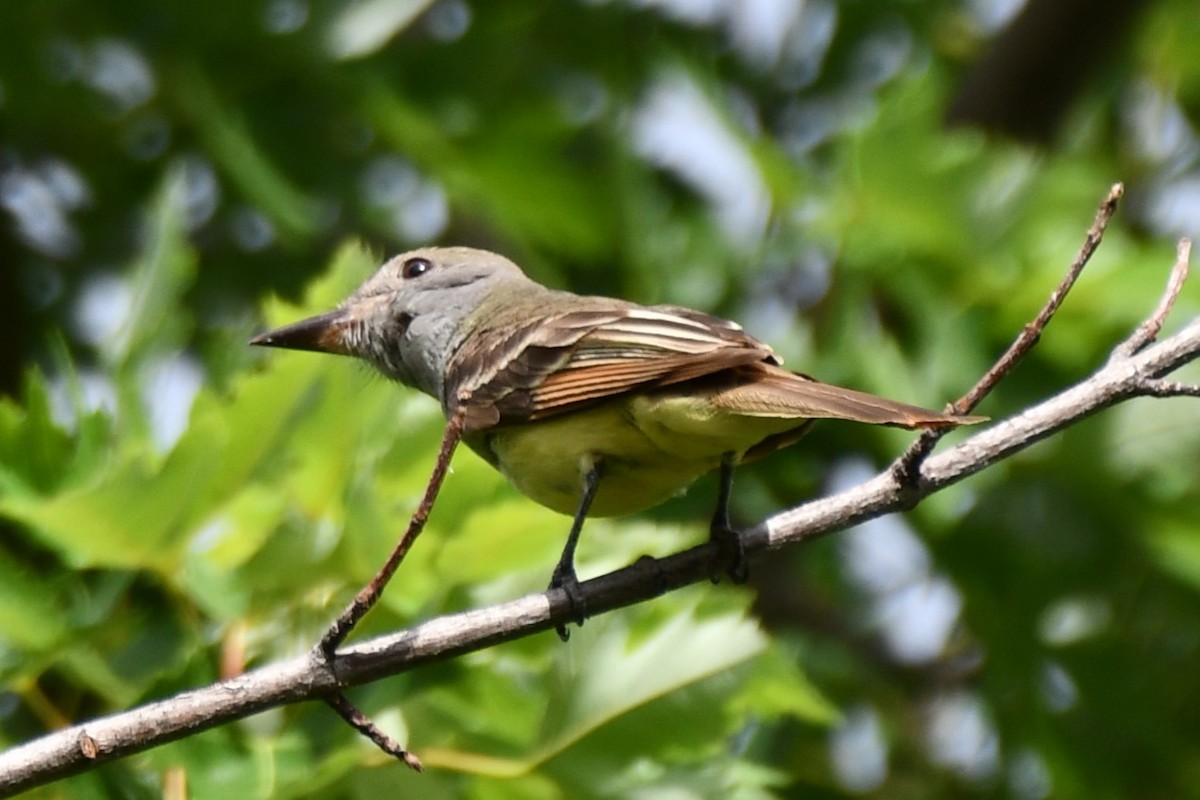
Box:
(709, 523), (749, 584)
(549, 564), (586, 641)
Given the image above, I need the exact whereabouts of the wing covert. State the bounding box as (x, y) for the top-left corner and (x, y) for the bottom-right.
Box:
(446, 303), (777, 430)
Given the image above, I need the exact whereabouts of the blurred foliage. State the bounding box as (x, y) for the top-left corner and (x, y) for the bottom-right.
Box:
(2, 0), (1200, 798)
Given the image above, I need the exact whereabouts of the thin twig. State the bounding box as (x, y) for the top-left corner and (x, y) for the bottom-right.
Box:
(1114, 238), (1192, 358)
(318, 411), (465, 762)
(1138, 379), (1200, 398)
(894, 182), (1125, 482)
(324, 692), (424, 772)
(320, 411), (465, 656)
(957, 182), (1125, 414)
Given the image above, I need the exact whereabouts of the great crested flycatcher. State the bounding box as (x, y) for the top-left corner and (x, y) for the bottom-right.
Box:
(252, 247), (982, 636)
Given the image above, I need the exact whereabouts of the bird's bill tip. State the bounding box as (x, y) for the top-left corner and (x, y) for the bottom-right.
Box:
(249, 309), (350, 354)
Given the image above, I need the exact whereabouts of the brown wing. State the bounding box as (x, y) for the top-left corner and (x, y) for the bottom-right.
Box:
(446, 304), (777, 431)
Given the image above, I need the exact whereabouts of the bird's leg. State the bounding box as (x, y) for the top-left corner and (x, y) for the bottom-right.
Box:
(708, 452), (748, 583)
(549, 460), (603, 641)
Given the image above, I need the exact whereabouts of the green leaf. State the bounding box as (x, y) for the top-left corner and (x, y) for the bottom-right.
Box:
(0, 548), (67, 652)
(532, 592), (768, 767)
(1150, 520), (1200, 592)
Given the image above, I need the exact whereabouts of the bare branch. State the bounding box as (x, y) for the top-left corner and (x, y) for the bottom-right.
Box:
(765, 312), (1200, 549)
(955, 182), (1125, 416)
(320, 411), (464, 655)
(1, 652), (334, 795)
(3, 225), (1198, 799)
(1114, 238), (1192, 358)
(894, 182), (1124, 481)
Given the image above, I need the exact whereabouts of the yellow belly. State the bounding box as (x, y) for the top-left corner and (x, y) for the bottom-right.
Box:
(466, 393), (804, 517)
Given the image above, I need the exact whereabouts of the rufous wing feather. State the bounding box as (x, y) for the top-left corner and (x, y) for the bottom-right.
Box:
(451, 305), (777, 428)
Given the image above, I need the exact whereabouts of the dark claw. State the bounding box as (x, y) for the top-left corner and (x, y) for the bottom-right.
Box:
(707, 453), (747, 583)
(549, 564), (586, 641)
(709, 523), (749, 584)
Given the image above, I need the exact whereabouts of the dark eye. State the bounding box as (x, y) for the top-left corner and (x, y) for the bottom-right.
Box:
(402, 257), (432, 279)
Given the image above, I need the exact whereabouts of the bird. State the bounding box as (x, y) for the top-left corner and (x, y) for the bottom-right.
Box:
(252, 246), (982, 636)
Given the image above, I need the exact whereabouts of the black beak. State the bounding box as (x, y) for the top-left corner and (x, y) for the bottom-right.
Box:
(250, 309), (350, 354)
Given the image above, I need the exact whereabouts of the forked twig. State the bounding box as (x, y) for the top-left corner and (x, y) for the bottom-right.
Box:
(957, 182), (1125, 413)
(1120, 239), (1200, 399)
(320, 410), (465, 657)
(894, 182), (1125, 482)
(317, 411), (464, 767)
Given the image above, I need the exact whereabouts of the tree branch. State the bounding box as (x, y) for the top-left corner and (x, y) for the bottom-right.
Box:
(2, 230), (1197, 796)
(894, 182), (1124, 481)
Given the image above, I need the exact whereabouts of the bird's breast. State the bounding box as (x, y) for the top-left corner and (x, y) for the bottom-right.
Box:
(464, 392), (804, 518)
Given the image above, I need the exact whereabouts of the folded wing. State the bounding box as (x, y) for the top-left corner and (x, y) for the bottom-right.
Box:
(447, 301), (981, 433)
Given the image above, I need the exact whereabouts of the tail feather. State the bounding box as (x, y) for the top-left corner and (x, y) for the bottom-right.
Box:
(711, 364), (985, 430)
